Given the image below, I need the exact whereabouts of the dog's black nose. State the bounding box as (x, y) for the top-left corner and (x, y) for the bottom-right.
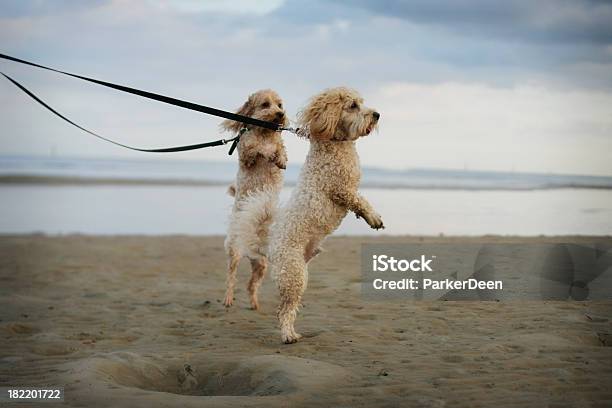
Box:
(275, 112), (285, 118)
(373, 111), (380, 120)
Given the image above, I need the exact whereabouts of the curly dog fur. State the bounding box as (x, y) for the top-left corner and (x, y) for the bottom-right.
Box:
(222, 89), (288, 311)
(233, 87), (383, 343)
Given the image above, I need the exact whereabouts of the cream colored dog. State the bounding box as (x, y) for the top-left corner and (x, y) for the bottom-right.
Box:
(233, 87), (383, 343)
(222, 89), (288, 311)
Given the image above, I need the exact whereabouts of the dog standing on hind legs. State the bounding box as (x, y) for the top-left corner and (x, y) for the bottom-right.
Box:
(222, 89), (288, 310)
(233, 87), (384, 343)
(273, 87), (384, 343)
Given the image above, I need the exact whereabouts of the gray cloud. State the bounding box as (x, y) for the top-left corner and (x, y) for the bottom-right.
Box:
(0, 0), (107, 18)
(2, 0), (611, 89)
(268, 0), (612, 88)
(335, 0), (612, 45)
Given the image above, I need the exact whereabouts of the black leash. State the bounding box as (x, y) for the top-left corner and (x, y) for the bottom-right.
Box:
(0, 52), (292, 154)
(2, 72), (246, 153)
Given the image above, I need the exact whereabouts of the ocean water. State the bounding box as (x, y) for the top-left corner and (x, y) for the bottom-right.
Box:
(2, 155), (612, 190)
(0, 155), (611, 236)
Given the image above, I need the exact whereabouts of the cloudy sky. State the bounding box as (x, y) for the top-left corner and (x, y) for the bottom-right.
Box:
(1, 0), (611, 175)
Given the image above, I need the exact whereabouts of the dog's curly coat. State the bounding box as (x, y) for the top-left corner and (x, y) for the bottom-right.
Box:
(233, 87), (383, 343)
(222, 89), (288, 311)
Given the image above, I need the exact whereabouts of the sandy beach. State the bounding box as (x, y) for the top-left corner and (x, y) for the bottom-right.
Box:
(1, 234), (611, 407)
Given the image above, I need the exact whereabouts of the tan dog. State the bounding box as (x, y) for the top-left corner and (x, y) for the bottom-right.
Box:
(232, 87), (383, 343)
(222, 89), (288, 310)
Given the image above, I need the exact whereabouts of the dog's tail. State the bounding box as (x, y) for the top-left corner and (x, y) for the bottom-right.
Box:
(226, 187), (279, 259)
(227, 183), (236, 197)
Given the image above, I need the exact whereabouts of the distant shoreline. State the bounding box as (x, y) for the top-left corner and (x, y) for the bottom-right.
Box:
(1, 174), (612, 191)
(0, 175), (228, 187)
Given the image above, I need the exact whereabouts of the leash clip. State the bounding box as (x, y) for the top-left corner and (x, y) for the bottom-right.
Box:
(281, 127), (301, 135)
(228, 127), (248, 155)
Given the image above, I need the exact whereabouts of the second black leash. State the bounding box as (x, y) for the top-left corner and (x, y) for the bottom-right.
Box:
(1, 71), (243, 154)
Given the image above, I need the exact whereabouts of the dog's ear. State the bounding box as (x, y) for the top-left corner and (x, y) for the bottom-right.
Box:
(299, 93), (343, 141)
(221, 94), (255, 133)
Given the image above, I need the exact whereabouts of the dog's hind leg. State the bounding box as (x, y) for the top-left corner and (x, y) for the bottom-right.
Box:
(247, 256), (267, 310)
(223, 245), (241, 307)
(276, 249), (307, 343)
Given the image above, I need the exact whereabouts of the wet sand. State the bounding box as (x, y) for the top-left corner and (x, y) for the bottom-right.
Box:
(1, 235), (611, 407)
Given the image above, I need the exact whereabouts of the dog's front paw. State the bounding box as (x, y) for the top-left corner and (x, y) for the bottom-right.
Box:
(270, 152), (287, 170)
(364, 212), (385, 230)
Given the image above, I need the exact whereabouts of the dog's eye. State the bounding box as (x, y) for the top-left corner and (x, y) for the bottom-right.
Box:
(350, 101), (358, 109)
(278, 103), (283, 108)
(262, 102), (270, 108)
